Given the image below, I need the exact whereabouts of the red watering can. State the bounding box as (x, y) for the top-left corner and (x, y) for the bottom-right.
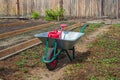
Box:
(48, 24), (67, 39)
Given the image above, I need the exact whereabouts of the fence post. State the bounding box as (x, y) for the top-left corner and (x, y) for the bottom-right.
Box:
(101, 0), (104, 17)
(116, 0), (119, 19)
(59, 0), (64, 20)
(5, 0), (10, 16)
(118, 0), (120, 18)
(26, 0), (29, 17)
(16, 0), (20, 17)
(60, 0), (63, 9)
(22, 1), (24, 17)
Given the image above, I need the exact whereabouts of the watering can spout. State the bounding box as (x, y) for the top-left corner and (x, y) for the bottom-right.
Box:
(80, 24), (89, 33)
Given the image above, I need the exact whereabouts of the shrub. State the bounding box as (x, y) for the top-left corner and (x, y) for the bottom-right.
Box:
(45, 8), (65, 21)
(31, 11), (40, 19)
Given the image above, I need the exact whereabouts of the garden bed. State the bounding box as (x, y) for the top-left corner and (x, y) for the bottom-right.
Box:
(0, 19), (19, 24)
(0, 23), (106, 80)
(0, 21), (76, 51)
(62, 25), (120, 80)
(0, 19), (48, 34)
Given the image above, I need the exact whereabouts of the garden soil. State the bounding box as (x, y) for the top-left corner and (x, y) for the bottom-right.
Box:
(27, 25), (111, 80)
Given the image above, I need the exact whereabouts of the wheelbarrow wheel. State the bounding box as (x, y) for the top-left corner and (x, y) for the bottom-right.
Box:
(46, 51), (58, 70)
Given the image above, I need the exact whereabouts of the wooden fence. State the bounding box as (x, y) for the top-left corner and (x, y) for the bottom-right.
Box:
(0, 0), (120, 18)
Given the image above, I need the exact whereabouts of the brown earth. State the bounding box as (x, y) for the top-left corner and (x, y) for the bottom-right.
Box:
(0, 25), (111, 80)
(0, 19), (48, 34)
(0, 20), (114, 80)
(26, 25), (111, 80)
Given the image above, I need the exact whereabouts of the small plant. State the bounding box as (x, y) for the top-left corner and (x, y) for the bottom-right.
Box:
(76, 63), (82, 68)
(88, 44), (94, 48)
(21, 67), (28, 73)
(101, 58), (119, 64)
(33, 52), (40, 59)
(90, 76), (97, 80)
(21, 52), (26, 57)
(67, 65), (74, 70)
(31, 11), (40, 19)
(97, 38), (106, 48)
(17, 59), (27, 68)
(44, 9), (56, 21)
(44, 8), (65, 21)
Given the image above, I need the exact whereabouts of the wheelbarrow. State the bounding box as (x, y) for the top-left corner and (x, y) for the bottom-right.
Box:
(35, 24), (89, 70)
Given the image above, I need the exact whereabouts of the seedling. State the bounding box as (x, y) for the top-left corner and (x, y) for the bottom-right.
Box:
(31, 11), (40, 19)
(21, 67), (28, 73)
(17, 59), (27, 68)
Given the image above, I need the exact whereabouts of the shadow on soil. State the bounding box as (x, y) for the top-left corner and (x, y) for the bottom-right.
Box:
(54, 50), (91, 71)
(0, 67), (17, 80)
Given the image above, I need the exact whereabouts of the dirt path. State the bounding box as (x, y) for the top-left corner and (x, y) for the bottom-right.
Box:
(76, 25), (111, 52)
(27, 25), (111, 80)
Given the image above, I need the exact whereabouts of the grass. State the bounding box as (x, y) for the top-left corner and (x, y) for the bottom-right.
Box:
(85, 23), (104, 34)
(112, 23), (120, 27)
(16, 45), (46, 73)
(62, 25), (120, 80)
(74, 23), (104, 34)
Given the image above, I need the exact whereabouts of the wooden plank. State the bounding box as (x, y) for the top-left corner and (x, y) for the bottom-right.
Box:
(0, 38), (41, 59)
(118, 0), (120, 18)
(0, 22), (55, 39)
(0, 0), (5, 15)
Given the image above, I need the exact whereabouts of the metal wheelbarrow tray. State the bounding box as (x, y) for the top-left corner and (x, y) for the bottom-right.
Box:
(35, 31), (84, 49)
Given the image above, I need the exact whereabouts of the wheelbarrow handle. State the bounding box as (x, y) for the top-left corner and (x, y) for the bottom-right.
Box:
(80, 24), (89, 33)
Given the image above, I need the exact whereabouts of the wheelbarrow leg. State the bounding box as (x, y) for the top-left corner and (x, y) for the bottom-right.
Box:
(64, 50), (72, 62)
(69, 46), (75, 59)
(72, 46), (75, 59)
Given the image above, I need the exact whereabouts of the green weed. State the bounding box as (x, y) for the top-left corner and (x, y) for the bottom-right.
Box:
(97, 38), (106, 48)
(21, 52), (26, 57)
(97, 57), (119, 64)
(20, 67), (28, 73)
(17, 59), (27, 68)
(113, 24), (120, 27)
(31, 11), (40, 19)
(76, 63), (82, 68)
(90, 76), (97, 80)
(44, 8), (65, 21)
(88, 44), (94, 48)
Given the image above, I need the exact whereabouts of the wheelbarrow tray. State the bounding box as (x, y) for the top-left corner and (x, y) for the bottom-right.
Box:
(35, 31), (84, 49)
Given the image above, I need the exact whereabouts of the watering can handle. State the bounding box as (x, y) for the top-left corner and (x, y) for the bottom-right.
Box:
(80, 24), (89, 33)
(60, 24), (67, 30)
